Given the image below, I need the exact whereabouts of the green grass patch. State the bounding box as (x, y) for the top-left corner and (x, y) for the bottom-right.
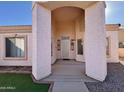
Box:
(0, 73), (50, 92)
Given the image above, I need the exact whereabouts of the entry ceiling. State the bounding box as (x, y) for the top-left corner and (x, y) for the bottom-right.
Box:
(52, 7), (84, 22)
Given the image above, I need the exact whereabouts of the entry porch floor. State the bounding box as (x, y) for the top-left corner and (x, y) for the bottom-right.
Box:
(41, 60), (97, 92)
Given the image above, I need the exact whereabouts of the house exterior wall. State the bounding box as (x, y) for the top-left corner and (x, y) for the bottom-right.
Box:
(0, 25), (119, 67)
(56, 21), (75, 59)
(75, 13), (85, 62)
(51, 25), (119, 64)
(34, 1), (107, 81)
(106, 31), (119, 62)
(51, 9), (119, 64)
(118, 30), (124, 57)
(119, 48), (124, 58)
(0, 26), (119, 67)
(118, 30), (124, 42)
(51, 16), (57, 64)
(0, 32), (32, 66)
(39, 1), (98, 11)
(51, 12), (85, 63)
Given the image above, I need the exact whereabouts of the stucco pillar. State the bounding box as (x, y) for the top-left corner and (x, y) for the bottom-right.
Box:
(84, 2), (107, 81)
(32, 3), (51, 80)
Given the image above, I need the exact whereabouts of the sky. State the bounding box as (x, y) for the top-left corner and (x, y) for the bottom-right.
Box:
(0, 1), (32, 26)
(0, 1), (124, 26)
(105, 1), (124, 25)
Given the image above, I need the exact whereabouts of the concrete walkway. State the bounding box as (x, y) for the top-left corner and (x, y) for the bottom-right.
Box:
(41, 60), (97, 92)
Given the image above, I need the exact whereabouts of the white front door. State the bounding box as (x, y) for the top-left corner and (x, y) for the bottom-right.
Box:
(61, 37), (70, 59)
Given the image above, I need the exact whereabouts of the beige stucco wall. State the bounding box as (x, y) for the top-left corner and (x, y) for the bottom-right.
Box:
(106, 31), (119, 62)
(0, 32), (32, 66)
(119, 48), (124, 57)
(33, 1), (107, 81)
(56, 21), (75, 59)
(32, 4), (51, 80)
(51, 8), (120, 64)
(84, 2), (107, 81)
(51, 16), (57, 64)
(118, 30), (124, 42)
(51, 11), (85, 63)
(75, 13), (85, 62)
(39, 1), (98, 10)
(118, 30), (124, 57)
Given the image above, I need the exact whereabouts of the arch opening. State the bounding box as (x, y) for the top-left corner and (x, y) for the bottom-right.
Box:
(51, 6), (85, 65)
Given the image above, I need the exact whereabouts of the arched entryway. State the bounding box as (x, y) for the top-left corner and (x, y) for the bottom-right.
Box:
(51, 6), (85, 63)
(32, 1), (107, 81)
(50, 6), (86, 80)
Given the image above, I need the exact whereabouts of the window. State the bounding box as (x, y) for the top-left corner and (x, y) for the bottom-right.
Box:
(77, 39), (83, 55)
(5, 37), (26, 58)
(119, 42), (124, 48)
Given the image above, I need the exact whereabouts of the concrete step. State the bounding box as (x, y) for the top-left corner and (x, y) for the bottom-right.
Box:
(52, 81), (89, 92)
(44, 75), (83, 79)
(43, 78), (82, 82)
(41, 75), (97, 82)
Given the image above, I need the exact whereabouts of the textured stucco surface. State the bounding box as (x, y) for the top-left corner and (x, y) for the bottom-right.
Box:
(51, 8), (85, 63)
(75, 14), (85, 62)
(106, 31), (119, 62)
(32, 4), (51, 80)
(118, 30), (124, 57)
(0, 32), (32, 66)
(84, 2), (107, 81)
(32, 1), (107, 81)
(39, 1), (98, 10)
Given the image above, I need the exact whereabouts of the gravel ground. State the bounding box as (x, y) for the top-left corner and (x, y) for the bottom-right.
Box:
(85, 63), (124, 92)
